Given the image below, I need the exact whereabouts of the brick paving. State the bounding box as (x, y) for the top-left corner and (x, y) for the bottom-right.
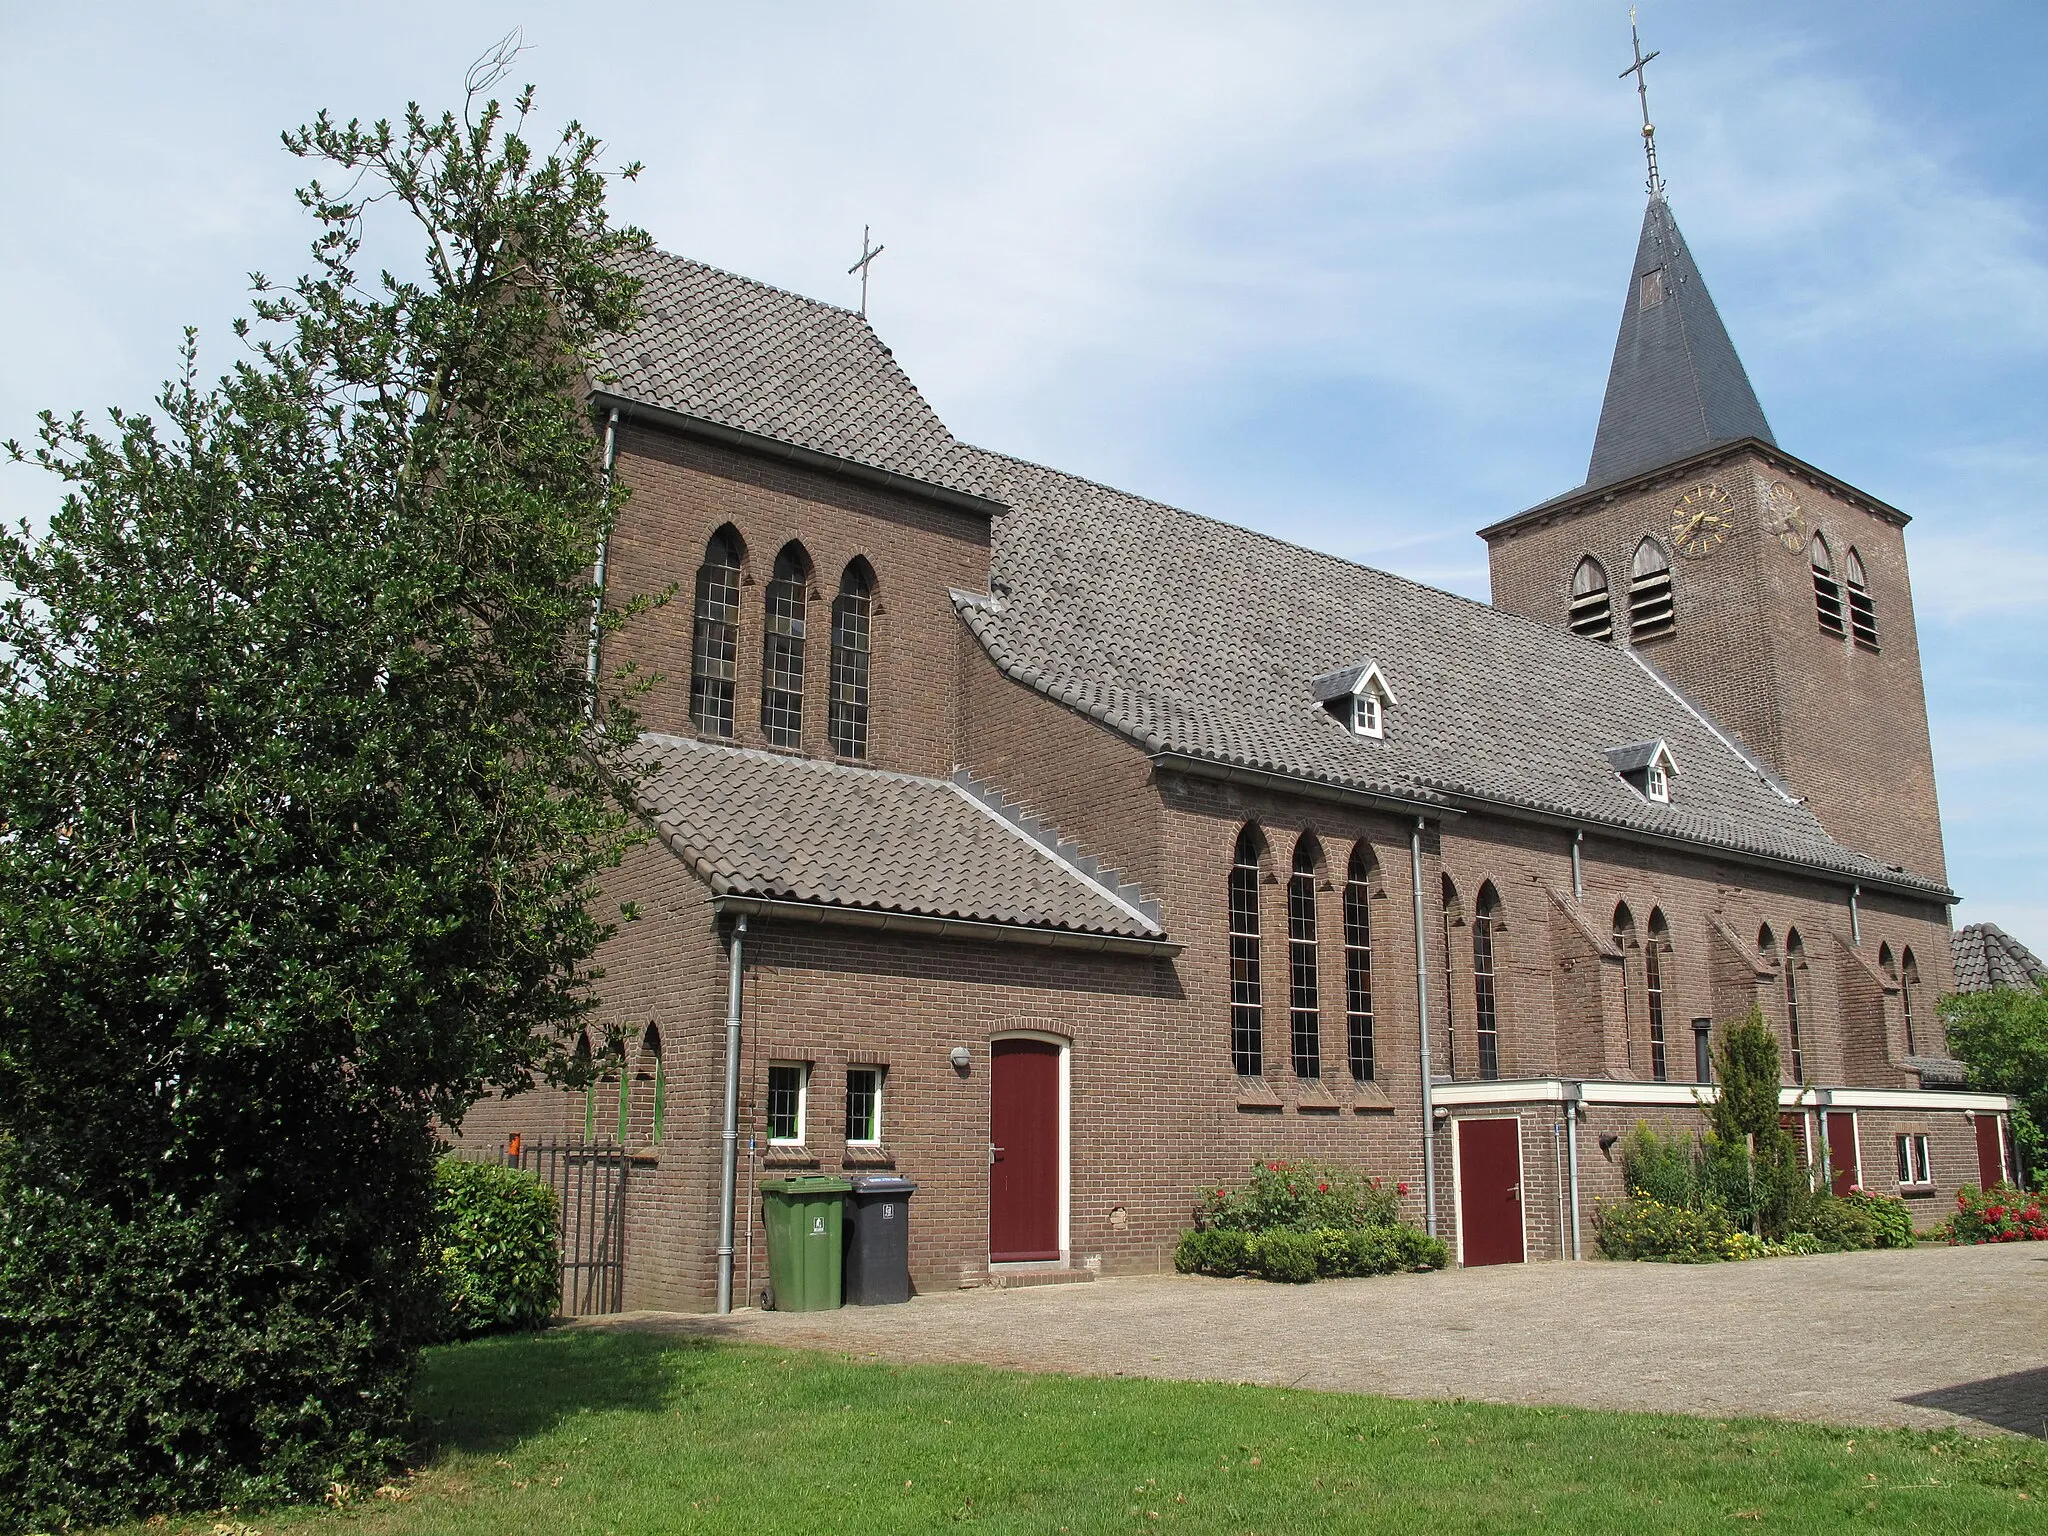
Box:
(589, 1243), (2048, 1437)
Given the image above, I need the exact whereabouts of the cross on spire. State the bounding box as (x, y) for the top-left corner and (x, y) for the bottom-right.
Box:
(848, 225), (885, 318)
(1620, 6), (1665, 198)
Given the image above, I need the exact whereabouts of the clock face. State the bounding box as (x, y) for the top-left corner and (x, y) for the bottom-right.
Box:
(1670, 482), (1735, 559)
(1763, 480), (1808, 552)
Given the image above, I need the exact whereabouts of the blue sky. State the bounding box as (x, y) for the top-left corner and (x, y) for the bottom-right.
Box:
(3, 3), (2043, 950)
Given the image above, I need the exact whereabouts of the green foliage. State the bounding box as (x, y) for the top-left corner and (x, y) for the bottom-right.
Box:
(1618, 1122), (1701, 1207)
(430, 1159), (561, 1340)
(1704, 1010), (1801, 1238)
(1942, 982), (2048, 1178)
(0, 55), (651, 1527)
(1174, 1227), (1253, 1278)
(1196, 1159), (1400, 1234)
(1251, 1229), (1320, 1283)
(1594, 1196), (1751, 1262)
(1947, 1184), (2048, 1245)
(1176, 1224), (1446, 1282)
(1786, 1192), (1878, 1253)
(1842, 1188), (1916, 1249)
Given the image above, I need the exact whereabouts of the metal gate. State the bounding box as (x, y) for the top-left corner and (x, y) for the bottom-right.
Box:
(462, 1138), (630, 1316)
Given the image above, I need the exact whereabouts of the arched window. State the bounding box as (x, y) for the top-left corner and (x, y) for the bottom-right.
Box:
(1440, 875), (1463, 1081)
(761, 543), (811, 747)
(1629, 538), (1675, 642)
(689, 528), (744, 737)
(1613, 902), (1638, 1074)
(1811, 535), (1846, 637)
(1646, 909), (1671, 1083)
(828, 559), (874, 758)
(1287, 836), (1322, 1080)
(1844, 547), (1879, 651)
(1758, 923), (1777, 959)
(574, 1030), (596, 1141)
(634, 1024), (666, 1146)
(1229, 826), (1266, 1077)
(1901, 946), (1921, 1056)
(1343, 845), (1376, 1082)
(1784, 929), (1807, 1084)
(1473, 883), (1503, 1081)
(1569, 556), (1614, 642)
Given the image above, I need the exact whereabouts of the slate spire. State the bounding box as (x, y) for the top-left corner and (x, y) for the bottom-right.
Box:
(1585, 195), (1774, 490)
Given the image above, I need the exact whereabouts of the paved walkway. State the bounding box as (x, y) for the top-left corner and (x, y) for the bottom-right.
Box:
(589, 1243), (2048, 1437)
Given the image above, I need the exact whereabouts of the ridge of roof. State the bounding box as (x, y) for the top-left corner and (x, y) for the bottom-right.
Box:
(1953, 921), (2048, 994)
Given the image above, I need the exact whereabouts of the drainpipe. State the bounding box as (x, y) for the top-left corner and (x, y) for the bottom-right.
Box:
(716, 914), (748, 1314)
(1565, 1082), (1583, 1260)
(1571, 830), (1584, 905)
(1848, 885), (1862, 947)
(584, 407), (621, 714)
(1411, 818), (1438, 1237)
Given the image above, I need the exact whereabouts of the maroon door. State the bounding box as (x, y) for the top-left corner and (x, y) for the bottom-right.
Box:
(1456, 1117), (1524, 1266)
(990, 1039), (1061, 1262)
(1824, 1111), (1859, 1197)
(1976, 1114), (2008, 1189)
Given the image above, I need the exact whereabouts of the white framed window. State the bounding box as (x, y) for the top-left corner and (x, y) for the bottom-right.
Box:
(766, 1061), (809, 1144)
(1351, 692), (1383, 738)
(844, 1066), (884, 1145)
(1895, 1132), (1932, 1188)
(1644, 762), (1670, 803)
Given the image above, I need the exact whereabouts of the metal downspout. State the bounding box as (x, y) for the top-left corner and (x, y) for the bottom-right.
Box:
(716, 914), (748, 1314)
(585, 408), (620, 711)
(1411, 818), (1438, 1237)
(1571, 830), (1584, 904)
(1566, 1082), (1583, 1260)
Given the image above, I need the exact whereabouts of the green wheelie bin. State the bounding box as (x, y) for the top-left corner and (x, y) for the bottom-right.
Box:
(759, 1175), (852, 1310)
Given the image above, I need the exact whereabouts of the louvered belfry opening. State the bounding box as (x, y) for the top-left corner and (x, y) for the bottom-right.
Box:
(1569, 556), (1614, 641)
(1628, 538), (1674, 641)
(1844, 547), (1880, 652)
(1811, 535), (1846, 637)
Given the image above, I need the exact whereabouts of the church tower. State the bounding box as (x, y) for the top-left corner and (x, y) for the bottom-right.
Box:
(1479, 44), (1947, 885)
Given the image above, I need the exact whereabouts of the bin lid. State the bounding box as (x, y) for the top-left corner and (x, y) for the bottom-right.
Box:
(850, 1175), (917, 1194)
(759, 1175), (854, 1194)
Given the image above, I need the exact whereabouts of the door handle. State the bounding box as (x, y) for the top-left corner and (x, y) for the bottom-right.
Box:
(1508, 1183), (1521, 1201)
(989, 1144), (1004, 1165)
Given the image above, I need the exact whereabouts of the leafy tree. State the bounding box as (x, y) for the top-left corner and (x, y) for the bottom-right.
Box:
(1943, 980), (2048, 1181)
(1702, 1008), (1799, 1237)
(0, 51), (652, 1527)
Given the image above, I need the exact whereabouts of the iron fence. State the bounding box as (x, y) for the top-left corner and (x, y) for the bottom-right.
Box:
(457, 1137), (630, 1316)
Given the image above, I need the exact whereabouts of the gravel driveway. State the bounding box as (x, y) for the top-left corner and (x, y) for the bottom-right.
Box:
(590, 1243), (2048, 1436)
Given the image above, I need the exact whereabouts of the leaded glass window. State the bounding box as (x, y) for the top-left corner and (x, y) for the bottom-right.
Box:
(761, 545), (810, 748)
(1287, 839), (1321, 1079)
(1343, 847), (1375, 1082)
(829, 561), (873, 758)
(1229, 828), (1264, 1077)
(689, 529), (742, 737)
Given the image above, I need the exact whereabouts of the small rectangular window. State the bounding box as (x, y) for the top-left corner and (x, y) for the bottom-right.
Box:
(1639, 268), (1666, 310)
(767, 1062), (809, 1144)
(1692, 1019), (1712, 1084)
(1645, 763), (1669, 803)
(845, 1066), (883, 1144)
(1895, 1132), (1931, 1188)
(1352, 693), (1383, 738)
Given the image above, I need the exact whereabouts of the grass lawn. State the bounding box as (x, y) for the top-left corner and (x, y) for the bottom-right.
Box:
(110, 1328), (2044, 1535)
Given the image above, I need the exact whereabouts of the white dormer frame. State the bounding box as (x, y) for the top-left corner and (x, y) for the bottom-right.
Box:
(1645, 760), (1670, 803)
(1605, 738), (1680, 804)
(1346, 663), (1397, 739)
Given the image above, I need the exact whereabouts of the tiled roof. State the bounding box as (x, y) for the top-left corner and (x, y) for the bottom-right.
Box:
(624, 734), (1163, 942)
(1953, 923), (2048, 993)
(955, 450), (1947, 895)
(1585, 196), (1775, 492)
(594, 250), (995, 501)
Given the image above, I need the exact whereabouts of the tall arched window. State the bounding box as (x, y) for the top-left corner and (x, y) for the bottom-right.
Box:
(1900, 946), (1921, 1056)
(1844, 547), (1879, 651)
(1343, 845), (1376, 1082)
(574, 1030), (596, 1141)
(689, 528), (744, 737)
(828, 559), (875, 758)
(634, 1024), (666, 1146)
(1613, 902), (1638, 1075)
(761, 543), (812, 747)
(1287, 836), (1322, 1079)
(1569, 556), (1614, 642)
(1646, 909), (1671, 1083)
(1440, 875), (1462, 1081)
(1784, 928), (1807, 1084)
(1629, 538), (1675, 641)
(1229, 826), (1266, 1077)
(1473, 883), (1503, 1081)
(1811, 535), (1846, 637)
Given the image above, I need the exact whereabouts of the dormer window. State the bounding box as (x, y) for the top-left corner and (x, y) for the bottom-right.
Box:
(1604, 738), (1679, 805)
(1311, 660), (1397, 741)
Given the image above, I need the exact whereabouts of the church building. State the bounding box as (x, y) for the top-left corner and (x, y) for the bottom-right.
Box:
(460, 159), (2014, 1308)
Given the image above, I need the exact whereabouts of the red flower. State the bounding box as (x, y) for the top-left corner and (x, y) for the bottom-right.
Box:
(1988, 1205), (2007, 1221)
(1958, 1193), (1969, 1208)
(1267, 1162), (1282, 1172)
(1318, 1182), (1330, 1193)
(1397, 1182), (1410, 1196)
(2025, 1205), (2041, 1223)
(1216, 1188), (1227, 1198)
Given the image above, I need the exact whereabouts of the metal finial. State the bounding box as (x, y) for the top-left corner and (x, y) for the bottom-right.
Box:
(847, 225), (886, 318)
(1620, 6), (1665, 198)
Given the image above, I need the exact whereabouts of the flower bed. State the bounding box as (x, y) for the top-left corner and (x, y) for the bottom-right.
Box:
(1175, 1160), (1446, 1282)
(1949, 1184), (2048, 1244)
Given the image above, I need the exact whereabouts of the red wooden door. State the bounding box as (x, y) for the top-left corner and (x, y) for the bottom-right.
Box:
(1824, 1111), (1859, 1197)
(990, 1039), (1061, 1262)
(1976, 1114), (2008, 1189)
(1456, 1117), (1524, 1266)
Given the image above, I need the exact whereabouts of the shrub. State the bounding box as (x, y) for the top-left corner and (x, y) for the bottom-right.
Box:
(1844, 1188), (1915, 1249)
(1251, 1230), (1320, 1284)
(1949, 1184), (2048, 1245)
(429, 1159), (561, 1339)
(1618, 1123), (1700, 1207)
(1594, 1196), (1747, 1262)
(1787, 1192), (1878, 1253)
(1175, 1228), (1254, 1278)
(1198, 1159), (1400, 1234)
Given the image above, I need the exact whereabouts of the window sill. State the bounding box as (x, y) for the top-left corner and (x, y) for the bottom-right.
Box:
(1898, 1182), (1937, 1198)
(842, 1144), (895, 1170)
(764, 1145), (819, 1169)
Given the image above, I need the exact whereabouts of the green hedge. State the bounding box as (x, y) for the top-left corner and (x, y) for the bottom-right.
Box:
(429, 1159), (560, 1340)
(1176, 1225), (1447, 1282)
